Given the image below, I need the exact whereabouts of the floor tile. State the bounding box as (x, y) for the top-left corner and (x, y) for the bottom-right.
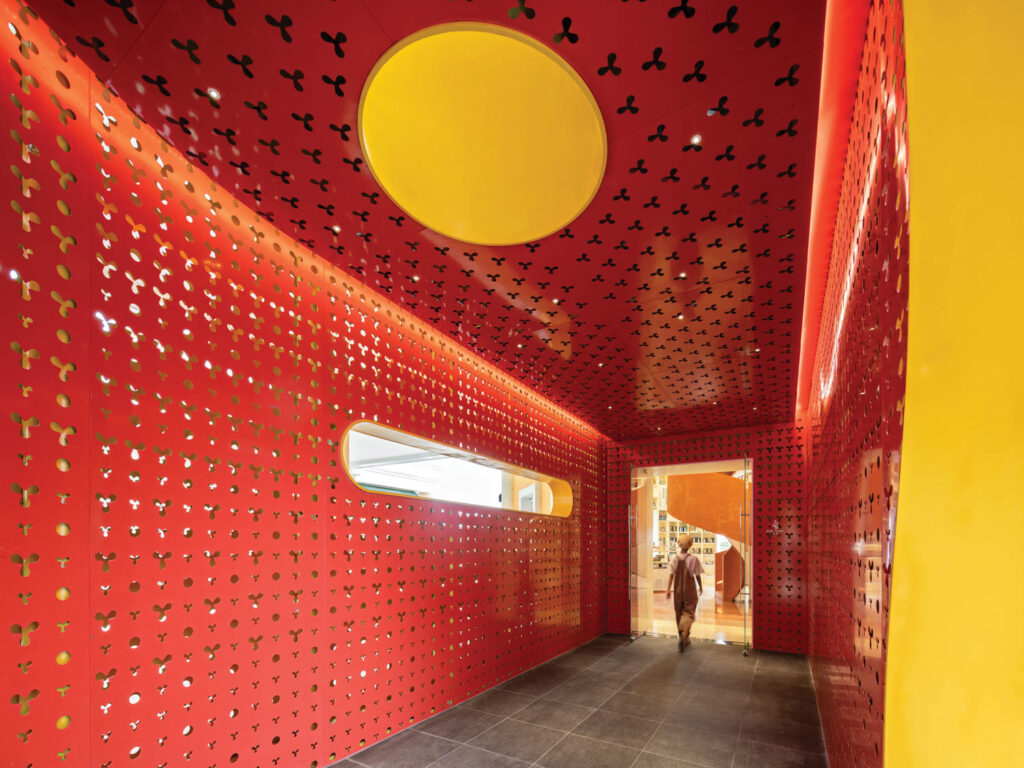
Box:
(468, 718), (565, 763)
(630, 753), (707, 768)
(587, 655), (653, 676)
(749, 677), (816, 702)
(536, 733), (640, 768)
(662, 697), (745, 736)
(733, 739), (828, 768)
(428, 744), (533, 768)
(644, 723), (738, 768)
(744, 692), (821, 725)
(691, 669), (754, 694)
(544, 678), (619, 708)
(499, 669), (574, 697)
(752, 668), (813, 690)
(461, 689), (535, 717)
(619, 676), (683, 700)
(570, 667), (635, 690)
(415, 706), (504, 742)
(572, 708), (659, 748)
(740, 712), (825, 754)
(683, 681), (750, 708)
(754, 652), (810, 675)
(351, 728), (458, 768)
(511, 698), (595, 731)
(537, 659), (588, 676)
(568, 643), (618, 659)
(351, 637), (829, 768)
(584, 636), (631, 650)
(600, 690), (667, 721)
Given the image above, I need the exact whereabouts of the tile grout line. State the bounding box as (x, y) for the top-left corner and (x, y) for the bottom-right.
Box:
(340, 639), (634, 767)
(347, 637), (788, 768)
(728, 652), (757, 768)
(430, 648), (622, 768)
(529, 639), (664, 768)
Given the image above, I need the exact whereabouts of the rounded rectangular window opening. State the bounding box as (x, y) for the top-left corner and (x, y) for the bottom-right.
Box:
(341, 421), (572, 517)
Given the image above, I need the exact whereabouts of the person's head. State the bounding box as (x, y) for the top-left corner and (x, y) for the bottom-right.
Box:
(677, 534), (693, 552)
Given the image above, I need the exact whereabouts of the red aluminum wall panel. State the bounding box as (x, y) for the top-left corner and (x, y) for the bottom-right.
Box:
(0, 7), (607, 767)
(805, 2), (909, 767)
(607, 424), (807, 654)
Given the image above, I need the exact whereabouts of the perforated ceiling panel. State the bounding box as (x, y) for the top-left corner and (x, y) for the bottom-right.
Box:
(32, 0), (827, 440)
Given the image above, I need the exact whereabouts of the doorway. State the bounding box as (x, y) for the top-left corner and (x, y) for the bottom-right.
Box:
(629, 458), (753, 648)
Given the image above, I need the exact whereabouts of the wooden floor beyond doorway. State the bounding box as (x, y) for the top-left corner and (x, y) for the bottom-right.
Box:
(652, 590), (747, 644)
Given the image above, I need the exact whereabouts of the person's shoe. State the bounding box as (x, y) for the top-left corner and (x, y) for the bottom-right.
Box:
(678, 640), (686, 652)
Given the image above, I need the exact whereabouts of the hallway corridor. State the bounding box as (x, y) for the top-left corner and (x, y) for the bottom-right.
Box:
(339, 636), (826, 768)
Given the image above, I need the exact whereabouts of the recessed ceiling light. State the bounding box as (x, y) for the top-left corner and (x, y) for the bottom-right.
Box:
(676, 314), (684, 320)
(552, 298), (560, 304)
(332, 225), (341, 234)
(678, 272), (687, 278)
(690, 134), (702, 146)
(207, 87), (221, 101)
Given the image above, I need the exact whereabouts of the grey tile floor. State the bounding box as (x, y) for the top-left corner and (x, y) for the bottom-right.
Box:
(335, 635), (828, 768)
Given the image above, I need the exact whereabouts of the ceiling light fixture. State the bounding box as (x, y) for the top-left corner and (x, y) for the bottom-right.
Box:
(690, 134), (702, 146)
(359, 23), (607, 245)
(207, 87), (221, 101)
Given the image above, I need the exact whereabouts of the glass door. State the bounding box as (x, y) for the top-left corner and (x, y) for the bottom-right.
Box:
(741, 456), (753, 653)
(628, 470), (655, 637)
(628, 501), (639, 639)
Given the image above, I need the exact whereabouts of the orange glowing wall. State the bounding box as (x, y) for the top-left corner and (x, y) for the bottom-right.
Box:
(666, 473), (745, 541)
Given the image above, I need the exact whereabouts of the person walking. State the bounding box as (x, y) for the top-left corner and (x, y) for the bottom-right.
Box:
(665, 534), (704, 650)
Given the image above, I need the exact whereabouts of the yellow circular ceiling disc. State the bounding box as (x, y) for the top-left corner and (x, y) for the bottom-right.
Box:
(359, 23), (607, 246)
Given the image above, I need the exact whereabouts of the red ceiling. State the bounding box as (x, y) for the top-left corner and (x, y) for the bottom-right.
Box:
(35, 0), (826, 441)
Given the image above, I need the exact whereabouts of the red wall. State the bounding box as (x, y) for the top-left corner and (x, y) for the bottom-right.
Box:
(607, 424), (807, 654)
(0, 11), (607, 767)
(804, 2), (909, 767)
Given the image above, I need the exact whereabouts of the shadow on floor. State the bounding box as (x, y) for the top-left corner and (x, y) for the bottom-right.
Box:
(335, 634), (827, 768)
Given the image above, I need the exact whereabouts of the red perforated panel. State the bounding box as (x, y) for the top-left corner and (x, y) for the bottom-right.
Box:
(30, 0), (828, 440)
(805, 2), (909, 766)
(607, 424), (807, 654)
(1, 7), (607, 767)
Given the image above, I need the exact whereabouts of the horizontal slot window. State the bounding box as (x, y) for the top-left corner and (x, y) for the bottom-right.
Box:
(341, 421), (571, 517)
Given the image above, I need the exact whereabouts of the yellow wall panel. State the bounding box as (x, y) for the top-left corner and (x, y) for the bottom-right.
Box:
(887, 2), (1024, 765)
